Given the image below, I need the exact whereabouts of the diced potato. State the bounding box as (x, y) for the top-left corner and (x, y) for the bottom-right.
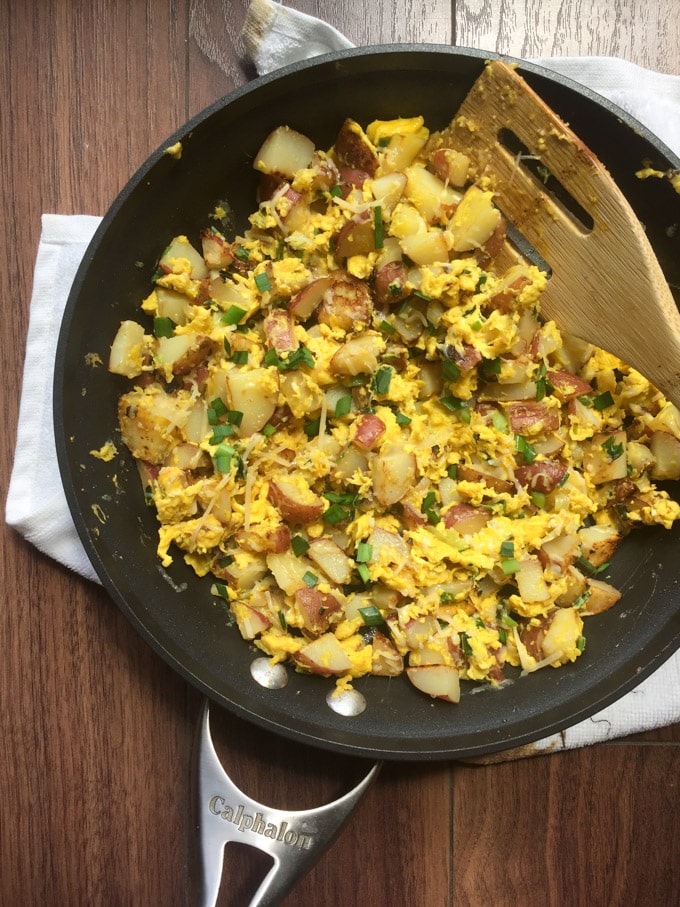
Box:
(109, 320), (146, 378)
(380, 131), (429, 173)
(581, 577), (622, 615)
(329, 331), (385, 376)
(254, 125), (315, 179)
(307, 537), (354, 585)
(371, 632), (404, 676)
(399, 230), (451, 266)
(649, 430), (680, 480)
(371, 172), (407, 217)
(578, 524), (621, 567)
(370, 443), (417, 506)
(295, 587), (343, 635)
(334, 119), (379, 175)
(515, 557), (551, 603)
(294, 633), (353, 676)
(266, 549), (314, 595)
(404, 165), (461, 222)
(540, 607), (583, 661)
(268, 475), (325, 524)
(582, 432), (628, 484)
(448, 186), (502, 252)
(156, 287), (190, 324)
(406, 664), (460, 702)
(225, 367), (279, 436)
(159, 236), (209, 279)
(429, 148), (470, 187)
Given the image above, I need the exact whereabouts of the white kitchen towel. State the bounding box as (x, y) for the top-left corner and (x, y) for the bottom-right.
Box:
(7, 0), (680, 753)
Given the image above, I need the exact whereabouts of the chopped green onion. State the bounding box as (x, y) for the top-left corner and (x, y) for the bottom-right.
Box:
(535, 362), (553, 401)
(500, 539), (515, 558)
(395, 411), (412, 425)
(231, 349), (249, 365)
(481, 356), (501, 376)
(475, 272), (488, 292)
(214, 443), (235, 473)
(576, 634), (586, 652)
(530, 491), (546, 509)
(442, 359), (461, 382)
(264, 345), (316, 371)
(234, 246), (250, 261)
(304, 417), (321, 438)
(373, 205), (384, 249)
(379, 318), (396, 335)
(356, 542), (373, 563)
(500, 557), (521, 575)
(254, 271), (272, 292)
(209, 424), (235, 444)
(573, 589), (592, 610)
(153, 316), (174, 338)
(291, 535), (310, 557)
(227, 410), (244, 427)
(459, 632), (474, 657)
(278, 610), (288, 631)
(440, 591), (456, 603)
(302, 571), (318, 587)
(575, 555), (610, 576)
(323, 503), (352, 524)
(359, 604), (383, 625)
(373, 366), (393, 395)
(262, 422), (277, 438)
(593, 391), (615, 410)
(357, 564), (372, 584)
(221, 304), (247, 325)
(447, 464), (458, 479)
(334, 395), (352, 418)
(514, 434), (536, 464)
(213, 582), (229, 599)
(329, 185), (343, 197)
(601, 435), (624, 461)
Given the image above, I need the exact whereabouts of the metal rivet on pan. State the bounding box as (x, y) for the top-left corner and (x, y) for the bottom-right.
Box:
(326, 688), (367, 717)
(250, 656), (289, 689)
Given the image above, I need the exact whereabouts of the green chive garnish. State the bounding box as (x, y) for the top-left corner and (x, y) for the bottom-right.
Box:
(254, 271), (272, 292)
(359, 604), (383, 625)
(221, 305), (247, 325)
(153, 316), (175, 338)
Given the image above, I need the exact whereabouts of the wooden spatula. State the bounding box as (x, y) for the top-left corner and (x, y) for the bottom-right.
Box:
(438, 60), (680, 410)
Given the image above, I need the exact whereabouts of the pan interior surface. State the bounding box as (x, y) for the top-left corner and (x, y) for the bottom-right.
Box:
(55, 46), (680, 760)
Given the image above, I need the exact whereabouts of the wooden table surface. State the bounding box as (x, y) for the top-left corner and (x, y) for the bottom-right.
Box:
(3, 2), (680, 905)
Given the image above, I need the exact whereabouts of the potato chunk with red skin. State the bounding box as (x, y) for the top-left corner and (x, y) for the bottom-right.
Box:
(264, 309), (298, 354)
(334, 119), (379, 175)
(507, 401), (560, 434)
(352, 413), (386, 451)
(268, 477), (325, 525)
(373, 260), (410, 304)
(443, 503), (490, 534)
(547, 369), (593, 402)
(515, 459), (568, 494)
(295, 587), (343, 635)
(317, 270), (373, 331)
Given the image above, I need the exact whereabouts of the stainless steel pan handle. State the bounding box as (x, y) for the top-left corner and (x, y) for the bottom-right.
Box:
(193, 700), (381, 906)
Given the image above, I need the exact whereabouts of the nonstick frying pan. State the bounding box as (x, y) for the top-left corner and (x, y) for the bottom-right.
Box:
(54, 45), (680, 761)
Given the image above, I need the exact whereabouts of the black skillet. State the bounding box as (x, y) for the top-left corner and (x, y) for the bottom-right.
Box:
(54, 46), (680, 761)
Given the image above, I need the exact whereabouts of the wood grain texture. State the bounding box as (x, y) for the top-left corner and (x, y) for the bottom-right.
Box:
(2, 1), (679, 906)
(455, 0), (680, 73)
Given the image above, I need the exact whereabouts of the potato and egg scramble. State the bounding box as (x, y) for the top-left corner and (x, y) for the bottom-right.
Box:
(109, 113), (680, 704)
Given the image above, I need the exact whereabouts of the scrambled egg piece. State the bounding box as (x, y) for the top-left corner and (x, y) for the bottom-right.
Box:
(109, 113), (680, 705)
